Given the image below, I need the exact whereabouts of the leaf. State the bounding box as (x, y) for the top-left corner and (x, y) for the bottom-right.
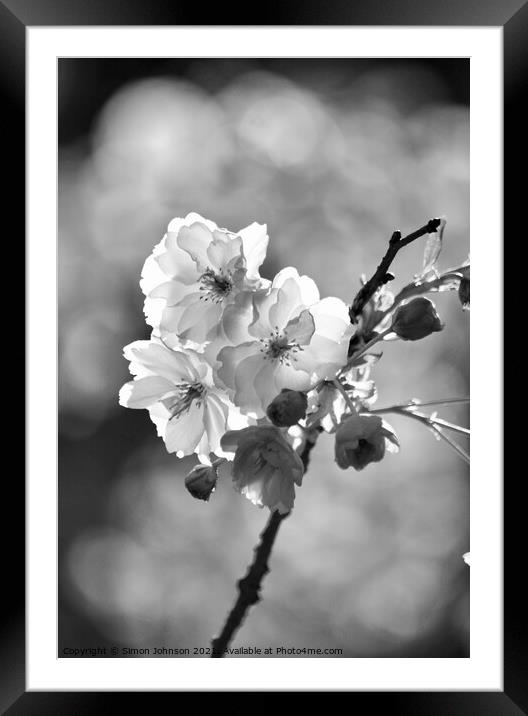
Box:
(420, 217), (446, 278)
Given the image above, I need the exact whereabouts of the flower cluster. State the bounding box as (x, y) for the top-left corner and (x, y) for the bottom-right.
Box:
(120, 213), (468, 513)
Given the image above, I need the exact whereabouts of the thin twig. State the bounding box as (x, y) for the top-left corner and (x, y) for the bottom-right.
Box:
(429, 417), (470, 436)
(371, 406), (470, 464)
(405, 397), (470, 408)
(333, 378), (356, 414)
(370, 397), (470, 411)
(349, 218), (441, 323)
(343, 326), (392, 368)
(431, 425), (471, 464)
(210, 432), (319, 657)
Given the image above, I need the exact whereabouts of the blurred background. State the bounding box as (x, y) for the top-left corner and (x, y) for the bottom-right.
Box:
(58, 58), (469, 658)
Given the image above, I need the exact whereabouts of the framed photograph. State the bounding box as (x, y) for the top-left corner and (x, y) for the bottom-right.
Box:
(5, 0), (518, 709)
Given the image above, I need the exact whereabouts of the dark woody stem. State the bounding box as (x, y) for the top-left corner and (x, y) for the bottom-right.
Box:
(210, 509), (287, 658)
(349, 218), (441, 323)
(210, 433), (319, 657)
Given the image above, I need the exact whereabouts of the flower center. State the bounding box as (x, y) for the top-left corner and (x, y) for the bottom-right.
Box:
(253, 444), (280, 473)
(199, 268), (233, 303)
(167, 381), (205, 420)
(259, 327), (303, 366)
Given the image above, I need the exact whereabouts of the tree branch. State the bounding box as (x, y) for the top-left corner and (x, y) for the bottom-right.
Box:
(211, 509), (288, 657)
(349, 218), (441, 323)
(210, 433), (319, 657)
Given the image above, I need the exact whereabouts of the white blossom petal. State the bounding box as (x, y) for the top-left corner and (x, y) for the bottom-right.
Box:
(206, 232), (244, 271)
(140, 248), (170, 296)
(294, 333), (349, 380)
(147, 402), (171, 438)
(284, 308), (315, 345)
(272, 266), (319, 305)
(162, 298), (222, 344)
(203, 392), (229, 453)
(234, 352), (268, 415)
(238, 222), (269, 278)
(171, 212), (218, 233)
(123, 340), (199, 383)
(177, 221), (216, 269)
(220, 291), (259, 345)
(118, 376), (175, 409)
(273, 362), (312, 394)
(216, 342), (257, 394)
(148, 279), (190, 305)
(268, 279), (304, 330)
(253, 360), (279, 412)
(164, 400), (206, 456)
(155, 234), (197, 285)
(310, 296), (353, 340)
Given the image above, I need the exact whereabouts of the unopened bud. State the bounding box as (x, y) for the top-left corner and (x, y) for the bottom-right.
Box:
(184, 464), (218, 501)
(391, 297), (443, 341)
(266, 389), (308, 427)
(458, 277), (470, 310)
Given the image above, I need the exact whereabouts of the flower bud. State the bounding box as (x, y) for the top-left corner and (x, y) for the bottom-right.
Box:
(184, 464), (218, 501)
(335, 413), (399, 471)
(266, 389), (308, 427)
(391, 297), (443, 341)
(458, 276), (470, 310)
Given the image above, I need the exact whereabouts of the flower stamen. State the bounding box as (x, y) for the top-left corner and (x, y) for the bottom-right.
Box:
(199, 268), (233, 303)
(258, 327), (304, 366)
(167, 381), (205, 420)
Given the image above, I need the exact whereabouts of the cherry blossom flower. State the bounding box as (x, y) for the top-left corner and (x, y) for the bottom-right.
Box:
(335, 412), (399, 470)
(140, 213), (270, 346)
(216, 267), (354, 417)
(220, 425), (304, 513)
(119, 338), (248, 459)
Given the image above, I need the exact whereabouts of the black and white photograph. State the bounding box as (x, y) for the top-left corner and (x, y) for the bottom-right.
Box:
(58, 57), (471, 660)
(7, 6), (514, 704)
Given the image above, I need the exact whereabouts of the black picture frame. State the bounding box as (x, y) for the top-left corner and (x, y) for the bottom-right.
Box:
(5, 0), (518, 711)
